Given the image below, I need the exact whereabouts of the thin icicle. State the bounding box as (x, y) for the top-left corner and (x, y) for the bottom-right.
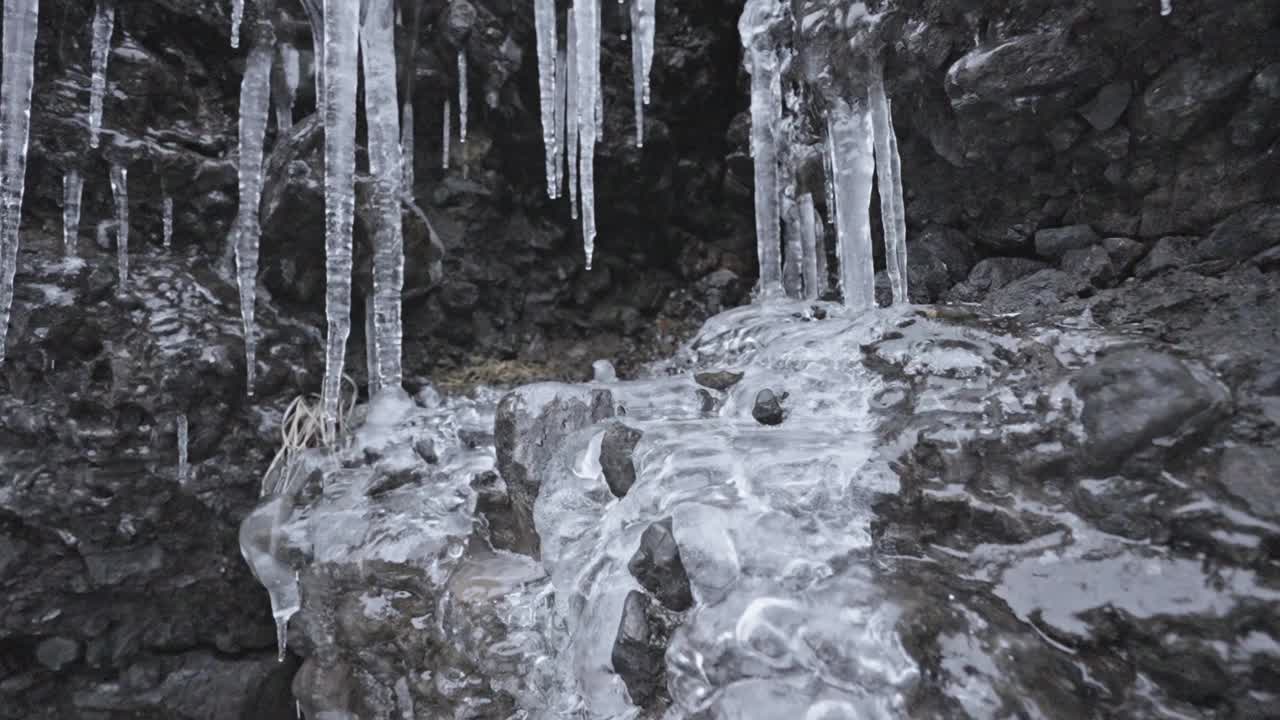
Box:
(162, 195), (173, 248)
(231, 0), (243, 49)
(457, 50), (468, 144)
(638, 0), (655, 104)
(364, 299), (379, 396)
(781, 190), (803, 298)
(798, 193), (820, 299)
(574, 0), (600, 268)
(1161, 0), (1172, 16)
(274, 42), (300, 134)
(63, 170), (83, 256)
(0, 0), (39, 362)
(565, 10), (580, 220)
(534, 0), (558, 196)
(552, 47), (567, 198)
(401, 100), (415, 192)
(320, 0), (360, 433)
(821, 130), (836, 226)
(176, 413), (189, 484)
(301, 0), (324, 116)
(87, 0), (115, 150)
(442, 98), (451, 168)
(869, 72), (907, 305)
(109, 164), (128, 293)
(235, 30), (273, 397)
(630, 0), (655, 146)
(812, 199), (830, 297)
(827, 102), (876, 309)
(592, 8), (602, 141)
(739, 0), (785, 296)
(361, 0), (405, 392)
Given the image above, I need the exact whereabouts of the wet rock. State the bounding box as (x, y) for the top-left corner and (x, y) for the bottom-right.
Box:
(1217, 445), (1280, 520)
(1074, 349), (1228, 470)
(600, 422), (644, 499)
(35, 637), (80, 671)
(693, 370), (744, 391)
(1132, 56), (1253, 142)
(908, 225), (978, 302)
(945, 31), (1113, 116)
(495, 385), (615, 555)
(413, 438), (438, 464)
(950, 257), (1050, 301)
(1078, 81), (1132, 131)
(1194, 203), (1280, 266)
(628, 518), (694, 612)
(610, 591), (663, 707)
(1035, 224), (1100, 260)
(751, 389), (785, 426)
(1061, 245), (1115, 287)
(1102, 236), (1147, 275)
(1229, 63), (1280, 148)
(1135, 236), (1198, 278)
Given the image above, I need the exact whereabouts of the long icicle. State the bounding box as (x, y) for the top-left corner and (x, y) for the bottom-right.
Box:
(401, 99), (414, 192)
(574, 0), (600, 269)
(231, 0), (243, 48)
(320, 0), (361, 433)
(162, 194), (174, 248)
(235, 20), (273, 396)
(109, 164), (128, 293)
(457, 50), (468, 144)
(441, 98), (450, 168)
(534, 0), (558, 196)
(274, 41), (300, 134)
(739, 0), (785, 296)
(63, 170), (83, 256)
(301, 0), (324, 116)
(798, 193), (820, 299)
(0, 0), (39, 362)
(565, 9), (579, 220)
(87, 0), (115, 149)
(361, 0), (404, 392)
(827, 101), (875, 309)
(552, 46), (567, 198)
(630, 0), (655, 146)
(869, 69), (907, 304)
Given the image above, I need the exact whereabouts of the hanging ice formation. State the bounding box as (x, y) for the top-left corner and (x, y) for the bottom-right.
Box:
(441, 98), (451, 168)
(457, 50), (468, 144)
(235, 19), (274, 397)
(574, 0), (601, 269)
(239, 497), (301, 663)
(799, 193), (821, 298)
(534, 0), (558, 196)
(0, 0), (40, 363)
(552, 47), (567, 198)
(87, 0), (115, 149)
(63, 170), (83, 255)
(176, 413), (189, 484)
(110, 164), (129, 292)
(826, 103), (875, 308)
(230, 0), (243, 49)
(320, 0), (361, 432)
(274, 41), (300, 134)
(301, 0), (324, 116)
(1161, 0), (1173, 16)
(162, 194), (173, 248)
(869, 71), (908, 304)
(738, 0), (786, 296)
(361, 0), (404, 392)
(629, 0), (655, 147)
(401, 100), (414, 191)
(564, 13), (579, 220)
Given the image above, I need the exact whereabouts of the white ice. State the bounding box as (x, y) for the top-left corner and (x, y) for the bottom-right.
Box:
(739, 0), (786, 296)
(110, 164), (129, 292)
(574, 0), (601, 268)
(534, 0), (559, 196)
(235, 28), (272, 396)
(868, 72), (908, 304)
(88, 0), (115, 149)
(0, 0), (40, 362)
(827, 102), (875, 308)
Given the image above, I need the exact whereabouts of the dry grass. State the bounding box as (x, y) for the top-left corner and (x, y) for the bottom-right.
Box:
(260, 374), (358, 497)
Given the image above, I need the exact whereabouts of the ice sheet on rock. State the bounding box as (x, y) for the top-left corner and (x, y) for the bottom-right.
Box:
(827, 101), (875, 308)
(109, 164), (129, 292)
(739, 0), (786, 297)
(321, 0), (361, 431)
(236, 32), (273, 396)
(361, 0), (405, 392)
(0, 0), (40, 362)
(573, 0), (600, 268)
(63, 170), (83, 255)
(868, 72), (907, 305)
(534, 0), (558, 195)
(88, 0), (115, 149)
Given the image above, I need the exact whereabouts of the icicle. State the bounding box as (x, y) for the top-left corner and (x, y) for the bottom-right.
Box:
(364, 298), (379, 396)
(302, 0), (324, 117)
(552, 47), (567, 198)
(110, 164), (129, 293)
(821, 131), (836, 226)
(565, 11), (580, 220)
(87, 0), (115, 150)
(827, 102), (876, 309)
(812, 200), (829, 297)
(162, 195), (173, 248)
(739, 0), (785, 296)
(239, 498), (301, 666)
(457, 51), (468, 144)
(592, 8), (603, 141)
(781, 191), (803, 298)
(534, 0), (559, 196)
(798, 193), (820, 299)
(1160, 0), (1172, 16)
(0, 0), (39, 362)
(574, 0), (600, 269)
(231, 0), (243, 48)
(630, 0), (655, 146)
(235, 30), (273, 397)
(362, 0), (404, 392)
(176, 413), (189, 484)
(441, 98), (451, 169)
(320, 0), (361, 432)
(401, 100), (415, 192)
(63, 170), (83, 256)
(274, 42), (300, 134)
(869, 71), (908, 305)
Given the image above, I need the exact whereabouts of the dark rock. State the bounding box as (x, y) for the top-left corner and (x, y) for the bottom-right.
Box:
(951, 257), (1049, 301)
(984, 269), (1088, 315)
(944, 32), (1113, 116)
(1061, 245), (1115, 287)
(1073, 349), (1228, 470)
(1078, 81), (1132, 132)
(1229, 63), (1280, 148)
(1134, 236), (1198, 278)
(1131, 56), (1253, 142)
(600, 422), (644, 499)
(610, 591), (663, 708)
(908, 225), (978, 302)
(35, 637), (80, 671)
(413, 438), (438, 464)
(457, 428), (493, 448)
(1194, 203), (1280, 265)
(628, 518), (694, 612)
(1217, 446), (1280, 519)
(1035, 225), (1100, 260)
(471, 470), (525, 551)
(751, 389), (785, 426)
(693, 370), (744, 391)
(1102, 237), (1147, 275)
